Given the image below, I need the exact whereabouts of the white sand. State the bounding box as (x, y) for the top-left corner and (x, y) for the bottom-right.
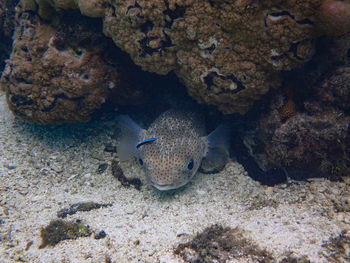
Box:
(0, 93), (349, 262)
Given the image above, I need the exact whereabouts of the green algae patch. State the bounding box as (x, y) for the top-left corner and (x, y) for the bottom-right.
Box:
(39, 219), (91, 248)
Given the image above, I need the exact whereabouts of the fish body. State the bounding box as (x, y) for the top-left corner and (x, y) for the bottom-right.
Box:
(117, 110), (230, 191)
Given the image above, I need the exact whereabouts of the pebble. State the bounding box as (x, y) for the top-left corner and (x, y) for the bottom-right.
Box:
(95, 230), (107, 239)
(104, 144), (117, 153)
(97, 163), (108, 174)
(6, 163), (16, 169)
(51, 163), (64, 173)
(126, 207), (135, 215)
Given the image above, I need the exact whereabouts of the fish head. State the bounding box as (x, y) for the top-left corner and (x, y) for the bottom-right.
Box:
(137, 135), (206, 190)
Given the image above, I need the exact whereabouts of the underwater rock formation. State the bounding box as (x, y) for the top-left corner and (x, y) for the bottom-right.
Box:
(0, 3), (147, 124)
(0, 0), (17, 72)
(317, 0), (350, 36)
(29, 0), (329, 114)
(244, 66), (350, 180)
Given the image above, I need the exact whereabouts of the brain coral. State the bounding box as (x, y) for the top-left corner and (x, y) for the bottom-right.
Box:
(0, 3), (147, 124)
(32, 0), (326, 114)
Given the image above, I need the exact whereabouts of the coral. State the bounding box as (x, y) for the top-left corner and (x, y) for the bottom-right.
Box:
(0, 4), (148, 124)
(317, 0), (350, 36)
(32, 0), (326, 114)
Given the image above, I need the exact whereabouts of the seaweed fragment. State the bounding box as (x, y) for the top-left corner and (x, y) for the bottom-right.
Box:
(57, 202), (112, 218)
(111, 159), (142, 190)
(278, 255), (310, 263)
(39, 219), (91, 248)
(174, 224), (274, 263)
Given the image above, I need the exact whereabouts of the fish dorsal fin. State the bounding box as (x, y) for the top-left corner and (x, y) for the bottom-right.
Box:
(117, 115), (145, 161)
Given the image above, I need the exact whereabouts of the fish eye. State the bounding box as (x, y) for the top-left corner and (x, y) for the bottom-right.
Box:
(138, 158), (144, 166)
(187, 159), (194, 170)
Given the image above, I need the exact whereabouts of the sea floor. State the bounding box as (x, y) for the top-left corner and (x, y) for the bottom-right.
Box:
(0, 94), (349, 263)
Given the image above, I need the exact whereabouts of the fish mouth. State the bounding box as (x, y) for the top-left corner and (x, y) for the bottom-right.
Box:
(151, 182), (173, 191)
(151, 181), (188, 191)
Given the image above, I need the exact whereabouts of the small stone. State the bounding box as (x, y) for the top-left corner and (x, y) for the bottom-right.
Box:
(104, 145), (117, 153)
(97, 163), (108, 174)
(125, 207), (135, 215)
(94, 230), (107, 239)
(51, 163), (64, 173)
(6, 163), (16, 169)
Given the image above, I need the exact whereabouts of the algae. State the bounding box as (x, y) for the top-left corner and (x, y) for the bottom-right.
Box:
(111, 159), (142, 190)
(174, 224), (313, 263)
(57, 201), (112, 218)
(174, 224), (274, 263)
(39, 219), (91, 248)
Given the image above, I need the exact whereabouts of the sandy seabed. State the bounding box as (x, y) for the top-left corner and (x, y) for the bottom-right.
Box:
(0, 94), (349, 263)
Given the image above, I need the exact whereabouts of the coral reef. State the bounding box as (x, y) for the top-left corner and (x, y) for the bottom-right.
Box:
(243, 65), (350, 180)
(0, 3), (148, 124)
(30, 0), (330, 114)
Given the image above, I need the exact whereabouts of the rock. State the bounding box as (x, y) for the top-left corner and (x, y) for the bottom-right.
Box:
(243, 66), (350, 181)
(33, 0), (326, 114)
(317, 0), (350, 36)
(0, 0), (17, 72)
(0, 4), (148, 124)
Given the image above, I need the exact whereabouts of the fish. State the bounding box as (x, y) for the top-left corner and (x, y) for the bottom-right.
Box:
(117, 109), (231, 191)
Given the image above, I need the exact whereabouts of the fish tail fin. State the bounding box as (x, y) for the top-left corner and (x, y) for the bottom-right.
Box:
(116, 115), (144, 161)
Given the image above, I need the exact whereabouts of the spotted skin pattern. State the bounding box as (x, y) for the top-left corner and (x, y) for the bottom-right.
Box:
(138, 110), (207, 190)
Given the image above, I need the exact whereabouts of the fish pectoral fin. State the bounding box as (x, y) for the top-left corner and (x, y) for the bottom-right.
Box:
(200, 147), (229, 174)
(206, 122), (232, 152)
(116, 115), (145, 161)
(200, 122), (232, 173)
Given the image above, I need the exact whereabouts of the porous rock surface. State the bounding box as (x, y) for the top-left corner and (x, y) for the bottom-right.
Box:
(0, 3), (147, 124)
(0, 0), (17, 72)
(244, 66), (350, 179)
(33, 0), (328, 114)
(317, 0), (350, 36)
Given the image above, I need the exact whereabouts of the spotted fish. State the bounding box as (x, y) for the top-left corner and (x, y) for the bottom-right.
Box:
(117, 110), (230, 191)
